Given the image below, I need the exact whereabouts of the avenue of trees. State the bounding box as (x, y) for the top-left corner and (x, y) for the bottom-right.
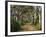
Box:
(10, 5), (42, 32)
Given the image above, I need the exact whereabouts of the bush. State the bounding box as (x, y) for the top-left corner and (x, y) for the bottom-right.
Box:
(11, 16), (22, 32)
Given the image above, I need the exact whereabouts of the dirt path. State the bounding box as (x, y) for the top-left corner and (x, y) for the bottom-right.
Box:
(21, 23), (37, 31)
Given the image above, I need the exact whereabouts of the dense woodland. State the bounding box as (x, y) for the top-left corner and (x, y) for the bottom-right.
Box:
(10, 5), (42, 32)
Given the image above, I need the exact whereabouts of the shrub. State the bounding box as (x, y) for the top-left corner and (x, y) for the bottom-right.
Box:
(11, 16), (22, 32)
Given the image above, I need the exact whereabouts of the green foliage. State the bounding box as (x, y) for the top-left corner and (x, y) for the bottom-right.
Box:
(10, 5), (42, 31)
(34, 23), (42, 30)
(11, 16), (22, 32)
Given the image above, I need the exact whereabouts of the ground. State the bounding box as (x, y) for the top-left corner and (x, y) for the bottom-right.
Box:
(20, 23), (41, 31)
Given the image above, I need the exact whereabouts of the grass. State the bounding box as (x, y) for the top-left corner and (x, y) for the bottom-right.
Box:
(32, 23), (42, 30)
